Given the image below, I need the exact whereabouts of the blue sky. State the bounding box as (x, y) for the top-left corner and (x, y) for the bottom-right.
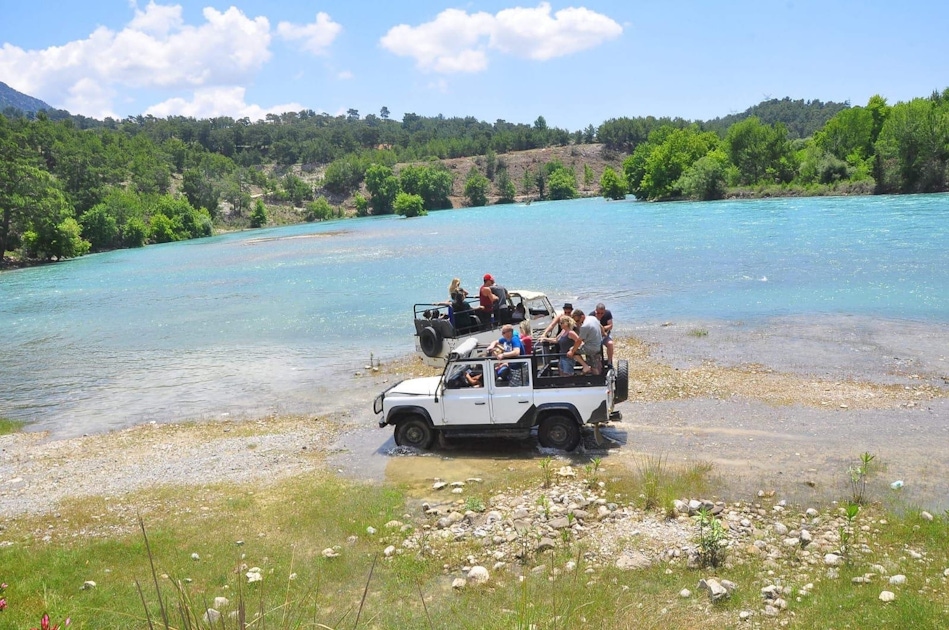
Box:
(1, 1), (947, 130)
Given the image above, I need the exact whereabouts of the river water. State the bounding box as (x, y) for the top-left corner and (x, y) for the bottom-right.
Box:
(2, 193), (948, 438)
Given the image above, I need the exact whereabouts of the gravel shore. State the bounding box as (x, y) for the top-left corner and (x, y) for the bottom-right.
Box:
(2, 320), (947, 522)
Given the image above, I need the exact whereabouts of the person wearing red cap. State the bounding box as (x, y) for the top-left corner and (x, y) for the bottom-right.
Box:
(477, 274), (499, 328)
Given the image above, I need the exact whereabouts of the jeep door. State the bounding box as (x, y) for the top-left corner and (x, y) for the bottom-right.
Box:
(441, 361), (492, 425)
(487, 359), (534, 424)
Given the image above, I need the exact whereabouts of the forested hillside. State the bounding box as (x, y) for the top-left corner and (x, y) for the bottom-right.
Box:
(2, 89), (948, 267)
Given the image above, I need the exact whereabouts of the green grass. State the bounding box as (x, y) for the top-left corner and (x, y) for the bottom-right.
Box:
(687, 328), (709, 338)
(0, 417), (25, 435)
(2, 460), (948, 628)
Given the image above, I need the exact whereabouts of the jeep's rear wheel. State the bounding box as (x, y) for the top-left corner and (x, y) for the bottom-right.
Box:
(538, 414), (581, 451)
(614, 359), (629, 403)
(394, 415), (434, 449)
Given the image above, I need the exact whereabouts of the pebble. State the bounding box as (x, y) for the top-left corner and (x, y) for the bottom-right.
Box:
(451, 578), (466, 590)
(920, 511), (934, 522)
(824, 553), (841, 566)
(889, 574), (906, 585)
(679, 589), (691, 598)
(879, 590), (896, 602)
(468, 566), (490, 584)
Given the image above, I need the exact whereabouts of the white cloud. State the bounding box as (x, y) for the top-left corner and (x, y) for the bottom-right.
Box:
(379, 2), (621, 73)
(277, 12), (342, 55)
(492, 4), (623, 60)
(337, 70), (354, 80)
(0, 2), (286, 119)
(144, 86), (303, 121)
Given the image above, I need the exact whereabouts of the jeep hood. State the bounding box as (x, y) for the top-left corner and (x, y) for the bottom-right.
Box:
(388, 376), (442, 397)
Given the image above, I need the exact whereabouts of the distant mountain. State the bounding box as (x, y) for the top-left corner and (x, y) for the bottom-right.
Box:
(0, 81), (53, 114)
(702, 97), (850, 140)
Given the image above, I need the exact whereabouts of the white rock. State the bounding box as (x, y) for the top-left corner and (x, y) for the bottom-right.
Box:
(824, 553), (841, 566)
(699, 578), (729, 602)
(805, 508), (819, 517)
(921, 511), (934, 522)
(451, 487), (464, 494)
(679, 589), (691, 598)
(322, 548), (340, 558)
(433, 482), (447, 490)
(451, 578), (466, 590)
(383, 545), (396, 557)
(366, 526), (377, 535)
(944, 568), (949, 577)
(214, 597), (229, 609)
(889, 574), (906, 585)
(879, 590), (896, 602)
(191, 553), (201, 561)
(81, 580), (96, 590)
(450, 481), (466, 487)
(773, 522), (789, 536)
(800, 529), (813, 545)
(468, 566), (490, 584)
(783, 537), (800, 547)
(384, 520), (403, 529)
(204, 609), (221, 623)
(739, 610), (752, 620)
(908, 550), (923, 559)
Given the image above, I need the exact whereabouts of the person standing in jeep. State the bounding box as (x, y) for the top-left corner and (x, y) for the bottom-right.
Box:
(477, 274), (499, 327)
(573, 309), (604, 375)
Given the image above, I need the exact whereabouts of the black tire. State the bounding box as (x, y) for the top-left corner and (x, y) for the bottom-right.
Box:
(419, 325), (443, 358)
(538, 414), (581, 451)
(394, 415), (434, 449)
(614, 359), (629, 403)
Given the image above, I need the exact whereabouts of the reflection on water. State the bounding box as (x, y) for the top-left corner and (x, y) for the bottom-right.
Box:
(2, 194), (948, 437)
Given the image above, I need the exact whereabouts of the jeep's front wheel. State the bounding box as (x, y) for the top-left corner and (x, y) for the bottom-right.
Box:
(538, 414), (581, 451)
(394, 415), (434, 449)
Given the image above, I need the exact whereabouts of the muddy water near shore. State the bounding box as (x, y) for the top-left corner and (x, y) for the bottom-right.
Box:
(329, 317), (949, 512)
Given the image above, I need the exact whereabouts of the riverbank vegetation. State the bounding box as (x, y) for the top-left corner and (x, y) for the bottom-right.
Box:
(2, 89), (948, 267)
(0, 441), (947, 628)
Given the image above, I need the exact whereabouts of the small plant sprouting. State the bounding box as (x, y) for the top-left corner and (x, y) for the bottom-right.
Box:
(839, 501), (861, 564)
(849, 451), (875, 504)
(465, 496), (485, 513)
(536, 495), (551, 519)
(540, 456), (553, 488)
(693, 507), (727, 568)
(590, 457), (602, 475)
(688, 328), (709, 338)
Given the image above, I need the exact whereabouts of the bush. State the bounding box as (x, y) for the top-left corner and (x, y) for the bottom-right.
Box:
(394, 192), (426, 217)
(305, 197), (334, 222)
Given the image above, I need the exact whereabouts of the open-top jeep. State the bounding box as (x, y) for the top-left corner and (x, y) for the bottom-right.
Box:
(375, 338), (629, 451)
(413, 290), (556, 367)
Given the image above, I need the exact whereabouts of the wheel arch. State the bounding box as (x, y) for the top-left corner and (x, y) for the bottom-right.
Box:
(385, 406), (434, 427)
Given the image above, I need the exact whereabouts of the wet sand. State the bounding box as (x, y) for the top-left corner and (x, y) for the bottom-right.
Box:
(329, 315), (949, 511)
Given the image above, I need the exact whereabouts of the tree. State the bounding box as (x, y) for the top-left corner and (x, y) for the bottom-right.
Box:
(380, 106), (390, 120)
(353, 192), (369, 217)
(305, 197), (334, 221)
(547, 166), (578, 200)
(583, 163), (595, 187)
(364, 163), (400, 214)
(495, 168), (516, 203)
(394, 191), (426, 217)
(399, 164), (453, 210)
(599, 166), (627, 200)
(875, 97), (949, 193)
(724, 117), (795, 186)
(676, 150), (729, 200)
(463, 168), (490, 207)
(283, 173), (312, 206)
(250, 199), (267, 228)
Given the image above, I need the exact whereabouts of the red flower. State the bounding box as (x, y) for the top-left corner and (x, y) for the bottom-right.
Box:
(0, 597), (6, 611)
(31, 613), (69, 630)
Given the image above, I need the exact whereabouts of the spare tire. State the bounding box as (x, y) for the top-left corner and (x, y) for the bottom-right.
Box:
(614, 359), (629, 403)
(419, 325), (443, 357)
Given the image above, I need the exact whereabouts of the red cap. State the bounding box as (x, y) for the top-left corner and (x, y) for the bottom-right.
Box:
(483, 273), (494, 282)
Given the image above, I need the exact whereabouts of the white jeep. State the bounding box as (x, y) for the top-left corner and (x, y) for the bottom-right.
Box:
(375, 338), (629, 451)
